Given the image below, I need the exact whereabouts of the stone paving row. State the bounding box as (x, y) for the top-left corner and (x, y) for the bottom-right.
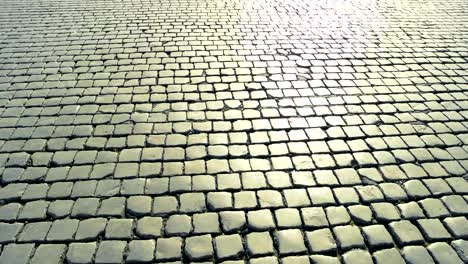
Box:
(0, 0), (467, 263)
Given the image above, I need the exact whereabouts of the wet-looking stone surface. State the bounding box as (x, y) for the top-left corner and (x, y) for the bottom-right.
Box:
(0, 0), (467, 263)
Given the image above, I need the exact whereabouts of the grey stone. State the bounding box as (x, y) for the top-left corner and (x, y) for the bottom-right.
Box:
(105, 219), (133, 239)
(373, 248), (406, 264)
(127, 195), (152, 216)
(66, 242), (97, 264)
(388, 220), (425, 246)
(220, 211), (246, 233)
(166, 214), (192, 236)
(180, 193), (206, 213)
(246, 231), (275, 256)
(97, 197), (125, 217)
(30, 244), (66, 264)
(46, 219), (79, 241)
(0, 223), (23, 243)
(18, 221), (51, 242)
(71, 198), (99, 217)
(305, 228), (337, 253)
(275, 208), (302, 228)
(0, 243), (35, 264)
(95, 240), (127, 264)
(193, 212), (220, 234)
(247, 209), (275, 230)
(0, 203), (22, 221)
(47, 200), (74, 218)
(155, 237), (182, 261)
(451, 239), (468, 262)
(333, 225), (365, 250)
(136, 216), (163, 238)
(443, 217), (468, 239)
(402, 246), (435, 264)
(427, 242), (463, 264)
(17, 200), (48, 220)
(348, 205), (373, 224)
(417, 218), (451, 241)
(75, 218), (107, 241)
(342, 249), (373, 264)
(276, 229), (307, 255)
(215, 234), (243, 260)
(127, 239), (155, 263)
(362, 225), (394, 249)
(185, 234), (214, 260)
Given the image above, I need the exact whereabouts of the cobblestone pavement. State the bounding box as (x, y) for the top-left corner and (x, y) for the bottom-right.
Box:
(0, 0), (467, 263)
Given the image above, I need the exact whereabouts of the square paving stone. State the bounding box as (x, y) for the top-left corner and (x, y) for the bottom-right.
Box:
(282, 256), (310, 264)
(309, 255), (340, 264)
(127, 195), (152, 216)
(451, 239), (468, 263)
(246, 232), (275, 256)
(165, 214), (192, 236)
(373, 248), (406, 264)
(0, 243), (35, 264)
(153, 196), (179, 215)
(234, 191), (257, 209)
(18, 221), (51, 242)
(348, 205), (373, 225)
(416, 218), (452, 241)
(301, 207), (329, 228)
(275, 208), (302, 228)
(71, 198), (100, 217)
(136, 217), (163, 238)
(0, 203), (22, 221)
(156, 237), (182, 261)
(97, 197), (125, 217)
(419, 198), (450, 218)
(325, 206), (351, 226)
(18, 200), (48, 220)
(193, 213), (220, 234)
(401, 246), (436, 264)
(0, 223), (23, 243)
(342, 249), (373, 264)
(180, 193), (206, 213)
(283, 188), (311, 207)
(215, 234), (243, 260)
(443, 217), (468, 239)
(95, 240), (127, 264)
(247, 209), (276, 231)
(307, 187), (336, 206)
(427, 242), (464, 264)
(441, 195), (468, 215)
(305, 228), (337, 253)
(362, 225), (394, 249)
(208, 192), (233, 210)
(276, 229), (307, 255)
(30, 244), (66, 264)
(371, 202), (401, 222)
(185, 235), (214, 260)
(220, 211), (246, 233)
(398, 202), (425, 220)
(257, 190), (284, 208)
(65, 242), (96, 264)
(127, 239), (155, 263)
(105, 219), (133, 239)
(75, 218), (107, 241)
(333, 225), (365, 251)
(46, 219), (79, 241)
(388, 220), (425, 246)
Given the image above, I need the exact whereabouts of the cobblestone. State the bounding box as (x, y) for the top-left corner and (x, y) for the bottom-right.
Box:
(0, 0), (467, 262)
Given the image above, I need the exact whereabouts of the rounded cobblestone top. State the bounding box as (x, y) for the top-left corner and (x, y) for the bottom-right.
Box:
(0, 0), (467, 263)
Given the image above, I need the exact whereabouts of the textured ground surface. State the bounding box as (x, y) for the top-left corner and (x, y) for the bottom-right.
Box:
(0, 0), (467, 263)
